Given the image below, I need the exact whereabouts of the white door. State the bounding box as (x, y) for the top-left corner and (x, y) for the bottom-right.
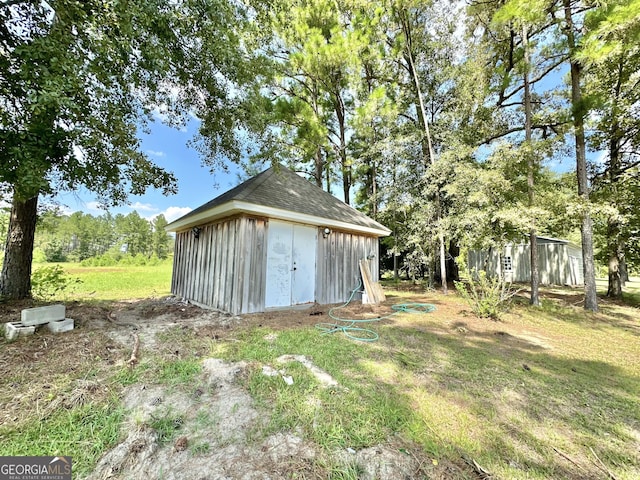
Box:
(291, 225), (317, 304)
(265, 221), (316, 308)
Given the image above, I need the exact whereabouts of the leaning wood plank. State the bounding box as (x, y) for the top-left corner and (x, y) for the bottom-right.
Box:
(358, 259), (374, 302)
(359, 259), (379, 304)
(374, 282), (386, 302)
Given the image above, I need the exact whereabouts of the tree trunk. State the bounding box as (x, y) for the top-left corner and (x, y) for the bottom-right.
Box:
(333, 89), (351, 206)
(0, 193), (39, 300)
(620, 250), (628, 284)
(607, 252), (622, 298)
(523, 24), (540, 306)
(605, 56), (624, 299)
(447, 241), (460, 282)
(564, 0), (598, 312)
(393, 251), (399, 281)
(314, 147), (324, 189)
(401, 9), (447, 294)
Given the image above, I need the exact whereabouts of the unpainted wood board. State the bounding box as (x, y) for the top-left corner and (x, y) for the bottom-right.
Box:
(202, 225), (213, 305)
(359, 259), (380, 304)
(171, 234), (180, 294)
(359, 259), (374, 303)
(230, 219), (239, 308)
(195, 228), (205, 303)
(247, 219), (260, 312)
(220, 221), (230, 309)
(315, 228), (324, 305)
(211, 223), (221, 309)
(185, 232), (194, 300)
(255, 219), (267, 312)
(239, 217), (252, 313)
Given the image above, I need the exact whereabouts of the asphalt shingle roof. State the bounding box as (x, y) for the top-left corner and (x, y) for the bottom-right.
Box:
(169, 166), (389, 234)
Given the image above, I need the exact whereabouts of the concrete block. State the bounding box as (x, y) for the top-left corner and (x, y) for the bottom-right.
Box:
(5, 322), (36, 341)
(21, 304), (65, 326)
(46, 317), (74, 334)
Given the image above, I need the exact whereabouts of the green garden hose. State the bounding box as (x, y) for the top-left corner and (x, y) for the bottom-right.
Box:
(315, 281), (436, 342)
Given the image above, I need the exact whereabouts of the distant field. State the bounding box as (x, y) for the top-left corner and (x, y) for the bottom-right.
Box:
(33, 262), (173, 301)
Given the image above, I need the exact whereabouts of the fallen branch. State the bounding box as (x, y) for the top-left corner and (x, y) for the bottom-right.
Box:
(106, 311), (138, 329)
(553, 446), (587, 472)
(128, 333), (140, 368)
(589, 446), (618, 480)
(462, 454), (493, 479)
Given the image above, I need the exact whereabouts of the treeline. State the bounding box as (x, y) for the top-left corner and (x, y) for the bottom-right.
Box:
(15, 210), (173, 265)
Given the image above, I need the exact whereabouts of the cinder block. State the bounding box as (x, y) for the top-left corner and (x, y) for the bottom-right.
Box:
(46, 318), (74, 334)
(21, 304), (65, 326)
(5, 322), (36, 341)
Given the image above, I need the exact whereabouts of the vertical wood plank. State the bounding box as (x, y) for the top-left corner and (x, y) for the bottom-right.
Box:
(255, 218), (267, 311)
(211, 223), (221, 309)
(229, 218), (240, 314)
(219, 221), (229, 310)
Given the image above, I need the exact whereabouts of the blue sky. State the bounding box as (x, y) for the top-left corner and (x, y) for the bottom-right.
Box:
(56, 119), (247, 223)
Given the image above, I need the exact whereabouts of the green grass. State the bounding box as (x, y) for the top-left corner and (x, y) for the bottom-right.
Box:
(147, 410), (185, 446)
(211, 287), (640, 479)
(33, 261), (173, 300)
(0, 400), (125, 477)
(155, 358), (202, 386)
(3, 270), (638, 478)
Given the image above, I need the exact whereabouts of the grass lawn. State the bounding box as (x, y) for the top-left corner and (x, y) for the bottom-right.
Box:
(1, 269), (639, 478)
(32, 261), (173, 301)
(213, 283), (640, 479)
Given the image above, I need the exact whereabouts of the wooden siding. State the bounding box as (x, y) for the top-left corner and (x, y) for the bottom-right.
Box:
(468, 242), (584, 286)
(172, 216), (380, 313)
(172, 216), (267, 314)
(316, 229), (379, 304)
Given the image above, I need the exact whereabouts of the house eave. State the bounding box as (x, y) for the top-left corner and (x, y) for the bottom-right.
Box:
(166, 200), (391, 237)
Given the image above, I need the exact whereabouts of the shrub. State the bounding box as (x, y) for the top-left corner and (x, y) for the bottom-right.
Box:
(454, 269), (520, 320)
(31, 265), (82, 300)
(32, 247), (47, 263)
(43, 240), (67, 262)
(81, 254), (118, 267)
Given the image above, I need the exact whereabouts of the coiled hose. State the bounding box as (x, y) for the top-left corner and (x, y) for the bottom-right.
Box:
(315, 280), (436, 342)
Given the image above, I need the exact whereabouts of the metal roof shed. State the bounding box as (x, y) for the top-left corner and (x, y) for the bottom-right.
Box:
(468, 236), (584, 286)
(166, 166), (391, 314)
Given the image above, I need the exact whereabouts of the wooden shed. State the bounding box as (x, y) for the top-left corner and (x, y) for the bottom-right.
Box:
(468, 236), (584, 286)
(166, 166), (391, 313)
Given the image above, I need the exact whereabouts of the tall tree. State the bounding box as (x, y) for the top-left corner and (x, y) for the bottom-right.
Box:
(0, 0), (253, 299)
(395, 3), (448, 293)
(151, 214), (172, 259)
(562, 0), (598, 311)
(580, 1), (640, 298)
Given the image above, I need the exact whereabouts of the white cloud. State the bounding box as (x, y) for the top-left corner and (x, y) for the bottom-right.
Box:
(158, 206), (192, 223)
(151, 107), (188, 133)
(85, 201), (103, 212)
(131, 201), (158, 212)
(593, 150), (608, 165)
(146, 149), (166, 157)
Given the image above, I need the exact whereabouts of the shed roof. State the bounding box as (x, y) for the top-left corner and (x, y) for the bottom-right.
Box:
(166, 166), (391, 237)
